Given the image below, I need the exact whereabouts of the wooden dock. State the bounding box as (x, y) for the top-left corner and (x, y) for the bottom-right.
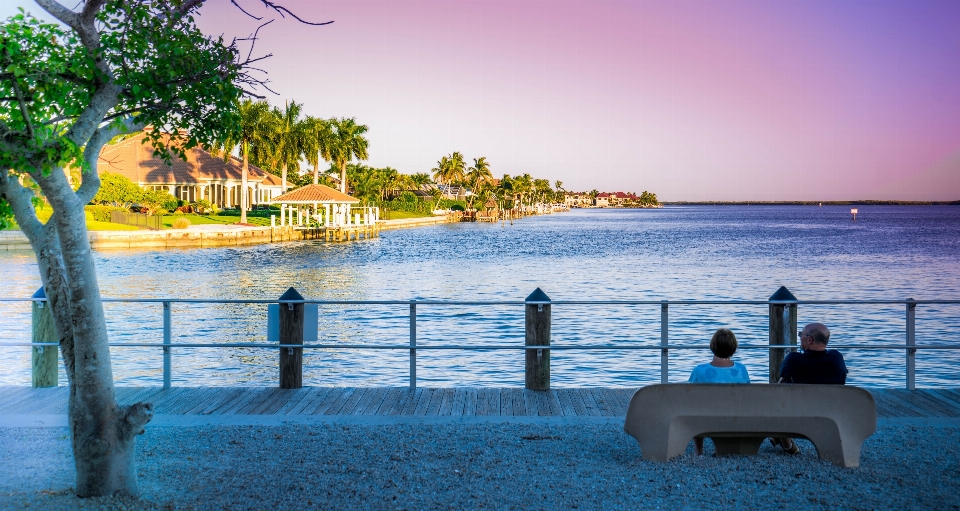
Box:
(2, 387), (959, 419)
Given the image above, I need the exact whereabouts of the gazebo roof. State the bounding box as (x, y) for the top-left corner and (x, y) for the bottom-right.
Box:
(270, 184), (359, 204)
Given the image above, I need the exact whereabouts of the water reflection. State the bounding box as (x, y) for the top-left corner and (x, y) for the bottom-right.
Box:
(1, 205), (959, 387)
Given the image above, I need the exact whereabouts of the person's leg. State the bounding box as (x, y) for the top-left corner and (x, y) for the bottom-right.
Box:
(779, 437), (800, 454)
(694, 436), (704, 456)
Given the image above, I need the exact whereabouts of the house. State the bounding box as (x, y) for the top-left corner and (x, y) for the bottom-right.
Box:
(596, 191), (639, 207)
(97, 132), (285, 208)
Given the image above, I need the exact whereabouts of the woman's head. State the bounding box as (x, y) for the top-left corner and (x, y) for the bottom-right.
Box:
(710, 328), (738, 358)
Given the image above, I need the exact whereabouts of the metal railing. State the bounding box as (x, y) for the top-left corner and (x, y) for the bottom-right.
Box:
(110, 211), (162, 230)
(2, 297), (959, 390)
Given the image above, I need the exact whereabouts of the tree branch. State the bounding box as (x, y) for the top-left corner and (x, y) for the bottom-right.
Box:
(0, 171), (43, 239)
(33, 0), (80, 30)
(76, 117), (145, 204)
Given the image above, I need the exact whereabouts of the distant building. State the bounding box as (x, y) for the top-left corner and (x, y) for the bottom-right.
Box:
(98, 132), (284, 208)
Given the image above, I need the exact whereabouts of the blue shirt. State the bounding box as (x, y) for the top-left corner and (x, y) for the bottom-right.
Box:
(688, 361), (750, 383)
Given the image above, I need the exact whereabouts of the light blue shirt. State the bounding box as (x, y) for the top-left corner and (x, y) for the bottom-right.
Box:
(688, 361), (750, 383)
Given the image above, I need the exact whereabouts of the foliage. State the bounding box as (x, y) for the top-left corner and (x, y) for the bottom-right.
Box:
(84, 204), (125, 222)
(190, 199), (215, 214)
(139, 188), (177, 214)
(327, 117), (369, 193)
(91, 172), (143, 206)
(171, 217), (191, 229)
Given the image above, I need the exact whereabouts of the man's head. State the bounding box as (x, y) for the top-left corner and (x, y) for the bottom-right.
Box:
(799, 322), (830, 351)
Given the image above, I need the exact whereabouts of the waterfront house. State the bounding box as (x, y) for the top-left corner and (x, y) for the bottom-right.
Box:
(98, 132), (285, 209)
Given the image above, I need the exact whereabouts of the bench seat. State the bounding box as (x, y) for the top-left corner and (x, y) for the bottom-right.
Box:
(623, 384), (876, 467)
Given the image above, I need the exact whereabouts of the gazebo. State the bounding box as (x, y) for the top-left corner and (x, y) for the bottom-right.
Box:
(270, 184), (377, 228)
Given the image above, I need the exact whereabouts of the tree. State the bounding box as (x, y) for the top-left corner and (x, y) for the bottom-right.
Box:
(266, 100), (308, 193)
(409, 172), (432, 188)
(91, 172), (145, 208)
(466, 156), (492, 208)
(0, 0), (327, 497)
(432, 154), (450, 184)
(216, 99), (275, 223)
(328, 117), (369, 194)
(303, 115), (333, 185)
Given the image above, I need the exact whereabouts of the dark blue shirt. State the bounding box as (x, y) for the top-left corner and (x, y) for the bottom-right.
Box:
(779, 349), (848, 384)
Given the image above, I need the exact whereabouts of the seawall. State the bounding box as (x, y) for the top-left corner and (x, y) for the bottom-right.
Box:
(0, 215), (459, 251)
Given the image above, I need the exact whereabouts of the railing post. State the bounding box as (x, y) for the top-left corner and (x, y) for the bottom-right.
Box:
(525, 288), (551, 390)
(278, 287), (304, 389)
(906, 298), (916, 391)
(162, 301), (171, 389)
(768, 286), (798, 383)
(409, 300), (417, 389)
(660, 300), (668, 384)
(31, 287), (58, 388)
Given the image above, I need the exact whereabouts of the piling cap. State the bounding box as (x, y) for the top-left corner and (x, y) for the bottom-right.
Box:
(525, 287), (551, 303)
(769, 286), (798, 302)
(279, 287), (304, 301)
(32, 287), (45, 300)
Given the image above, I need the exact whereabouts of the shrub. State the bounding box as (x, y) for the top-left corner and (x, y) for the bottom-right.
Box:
(84, 205), (126, 222)
(451, 203), (465, 211)
(91, 172), (143, 206)
(191, 199), (213, 214)
(172, 217), (191, 229)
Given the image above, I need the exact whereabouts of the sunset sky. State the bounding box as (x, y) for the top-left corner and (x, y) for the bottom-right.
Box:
(7, 0), (960, 200)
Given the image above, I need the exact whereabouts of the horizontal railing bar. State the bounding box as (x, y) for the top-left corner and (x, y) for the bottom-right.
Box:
(4, 343), (958, 350)
(2, 298), (960, 306)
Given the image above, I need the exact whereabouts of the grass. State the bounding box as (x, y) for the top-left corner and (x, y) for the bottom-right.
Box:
(161, 213), (272, 228)
(382, 210), (434, 220)
(3, 207), (139, 231)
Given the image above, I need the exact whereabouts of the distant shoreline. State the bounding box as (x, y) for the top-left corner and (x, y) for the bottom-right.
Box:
(660, 200), (960, 206)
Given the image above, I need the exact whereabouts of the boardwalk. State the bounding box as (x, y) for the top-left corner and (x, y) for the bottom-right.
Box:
(3, 386), (960, 420)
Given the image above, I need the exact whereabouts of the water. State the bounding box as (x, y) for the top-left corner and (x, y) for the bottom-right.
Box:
(1, 205), (959, 388)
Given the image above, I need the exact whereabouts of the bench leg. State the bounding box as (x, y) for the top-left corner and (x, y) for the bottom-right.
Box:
(711, 437), (765, 456)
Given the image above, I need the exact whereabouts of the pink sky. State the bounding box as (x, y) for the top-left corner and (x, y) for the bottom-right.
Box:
(8, 1), (960, 200)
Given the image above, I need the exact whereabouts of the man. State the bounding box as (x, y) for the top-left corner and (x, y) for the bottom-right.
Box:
(771, 322), (848, 454)
(779, 322), (848, 384)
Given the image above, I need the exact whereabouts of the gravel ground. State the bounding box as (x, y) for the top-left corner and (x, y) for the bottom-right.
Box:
(1, 424), (958, 510)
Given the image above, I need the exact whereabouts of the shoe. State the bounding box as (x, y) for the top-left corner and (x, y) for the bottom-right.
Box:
(769, 438), (781, 448)
(782, 440), (801, 455)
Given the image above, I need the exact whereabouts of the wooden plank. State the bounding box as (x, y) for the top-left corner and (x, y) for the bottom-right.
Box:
(938, 388), (960, 404)
(870, 391), (918, 418)
(499, 388), (514, 416)
(462, 388), (477, 416)
(437, 388), (456, 416)
(291, 387), (334, 415)
(399, 388), (424, 415)
(197, 388), (247, 415)
(347, 388), (378, 415)
(869, 393), (903, 418)
(235, 388), (279, 415)
(0, 387), (33, 408)
(121, 388), (167, 408)
(878, 390), (940, 417)
(895, 390), (960, 417)
(555, 389), (578, 417)
(324, 388), (364, 415)
(427, 388), (445, 416)
(414, 388), (437, 416)
(276, 388), (320, 415)
(372, 388), (402, 415)
(475, 388), (489, 416)
(8, 388), (63, 414)
(511, 388), (526, 416)
(924, 389), (960, 410)
(0, 389), (53, 412)
(577, 388), (602, 416)
(449, 388), (467, 416)
(591, 389), (617, 416)
(308, 388), (351, 415)
(160, 388), (208, 414)
(217, 388), (266, 415)
(27, 389), (71, 414)
(522, 389), (539, 417)
(888, 390), (954, 418)
(487, 388), (502, 416)
(146, 388), (190, 413)
(171, 387), (220, 415)
(600, 388), (628, 416)
(565, 388), (588, 417)
(255, 388), (300, 415)
(354, 388), (388, 415)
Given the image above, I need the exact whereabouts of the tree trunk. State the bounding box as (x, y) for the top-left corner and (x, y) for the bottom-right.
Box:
(241, 141), (249, 224)
(282, 163), (288, 193)
(340, 163), (347, 194)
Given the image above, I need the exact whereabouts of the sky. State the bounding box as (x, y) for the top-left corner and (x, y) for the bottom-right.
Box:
(5, 0), (960, 200)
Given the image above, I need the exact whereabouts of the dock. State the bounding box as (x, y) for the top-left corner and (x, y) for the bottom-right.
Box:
(2, 387), (958, 425)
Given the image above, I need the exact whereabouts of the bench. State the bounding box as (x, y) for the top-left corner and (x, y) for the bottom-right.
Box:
(623, 384), (876, 468)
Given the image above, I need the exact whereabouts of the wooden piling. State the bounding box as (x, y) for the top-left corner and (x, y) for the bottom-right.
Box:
(278, 287), (304, 389)
(31, 287), (58, 387)
(525, 288), (551, 390)
(768, 286), (798, 383)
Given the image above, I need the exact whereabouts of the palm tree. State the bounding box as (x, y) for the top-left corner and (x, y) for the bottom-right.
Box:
(448, 151), (466, 186)
(269, 100), (309, 193)
(303, 116), (334, 185)
(466, 157), (493, 208)
(432, 155), (451, 185)
(216, 99), (275, 224)
(328, 117), (370, 194)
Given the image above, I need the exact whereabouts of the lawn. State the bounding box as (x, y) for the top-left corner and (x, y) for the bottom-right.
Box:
(3, 208), (139, 231)
(381, 210), (433, 220)
(160, 214), (272, 228)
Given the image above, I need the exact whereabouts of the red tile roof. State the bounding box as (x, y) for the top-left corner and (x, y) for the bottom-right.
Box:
(97, 133), (280, 187)
(271, 184), (359, 204)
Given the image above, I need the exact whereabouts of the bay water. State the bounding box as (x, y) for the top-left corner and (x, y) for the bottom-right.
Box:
(1, 205), (958, 388)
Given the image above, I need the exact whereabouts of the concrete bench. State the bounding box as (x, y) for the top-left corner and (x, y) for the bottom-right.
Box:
(623, 384), (876, 467)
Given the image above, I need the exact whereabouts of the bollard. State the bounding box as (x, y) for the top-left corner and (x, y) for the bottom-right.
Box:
(278, 287), (304, 389)
(768, 286), (798, 383)
(31, 287), (58, 387)
(525, 288), (551, 390)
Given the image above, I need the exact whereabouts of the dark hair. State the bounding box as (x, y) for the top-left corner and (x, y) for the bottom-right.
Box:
(710, 328), (738, 359)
